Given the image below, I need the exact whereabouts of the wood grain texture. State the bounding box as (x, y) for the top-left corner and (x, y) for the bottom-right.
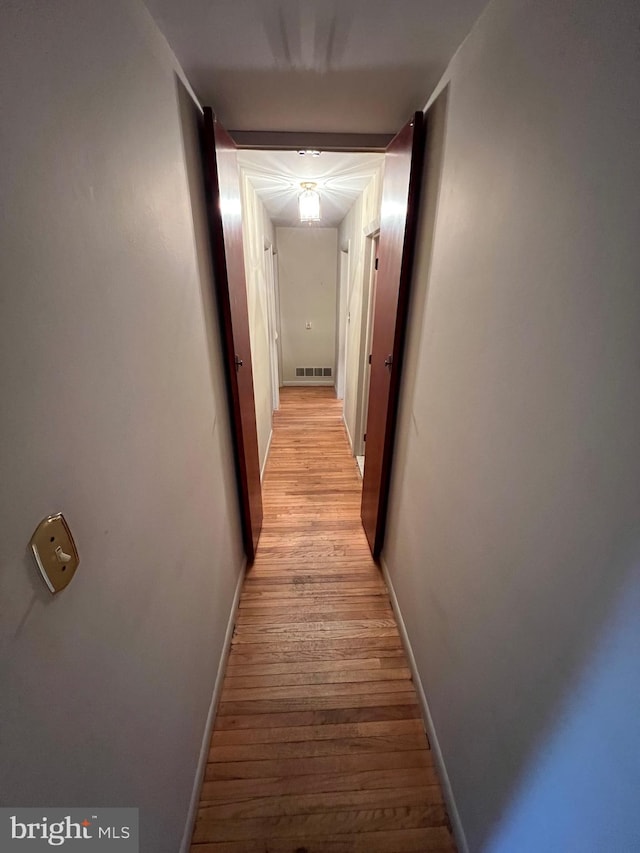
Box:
(190, 388), (455, 852)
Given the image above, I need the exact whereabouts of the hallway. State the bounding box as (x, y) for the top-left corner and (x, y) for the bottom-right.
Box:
(190, 388), (456, 852)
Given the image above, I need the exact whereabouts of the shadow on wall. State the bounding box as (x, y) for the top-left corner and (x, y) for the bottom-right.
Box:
(486, 562), (640, 853)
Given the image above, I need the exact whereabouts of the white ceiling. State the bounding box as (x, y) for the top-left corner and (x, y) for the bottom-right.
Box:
(238, 149), (384, 227)
(145, 0), (489, 134)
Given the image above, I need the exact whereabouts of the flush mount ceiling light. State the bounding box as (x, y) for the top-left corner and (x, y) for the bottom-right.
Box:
(297, 149), (321, 156)
(298, 181), (321, 224)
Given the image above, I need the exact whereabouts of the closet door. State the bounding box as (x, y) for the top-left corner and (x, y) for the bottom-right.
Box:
(202, 107), (262, 561)
(361, 112), (426, 558)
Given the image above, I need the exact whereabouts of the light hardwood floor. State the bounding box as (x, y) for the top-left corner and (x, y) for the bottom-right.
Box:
(190, 387), (456, 853)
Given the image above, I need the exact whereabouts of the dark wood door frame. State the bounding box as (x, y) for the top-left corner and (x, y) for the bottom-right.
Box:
(201, 108), (263, 561)
(361, 111), (427, 558)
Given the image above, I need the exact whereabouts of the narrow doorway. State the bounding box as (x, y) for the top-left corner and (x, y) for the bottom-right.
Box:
(237, 133), (423, 559)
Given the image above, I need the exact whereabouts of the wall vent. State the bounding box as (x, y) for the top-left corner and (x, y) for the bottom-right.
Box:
(295, 367), (333, 378)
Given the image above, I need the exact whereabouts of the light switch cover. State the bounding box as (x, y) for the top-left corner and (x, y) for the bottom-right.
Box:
(29, 513), (79, 594)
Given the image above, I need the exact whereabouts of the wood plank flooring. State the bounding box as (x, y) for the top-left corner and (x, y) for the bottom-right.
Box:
(191, 387), (456, 853)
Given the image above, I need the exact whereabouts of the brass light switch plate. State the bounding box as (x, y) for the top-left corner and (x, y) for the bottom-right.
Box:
(29, 513), (79, 594)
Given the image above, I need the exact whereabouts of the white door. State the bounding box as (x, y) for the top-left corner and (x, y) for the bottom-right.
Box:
(264, 243), (280, 411)
(355, 235), (379, 457)
(336, 247), (350, 400)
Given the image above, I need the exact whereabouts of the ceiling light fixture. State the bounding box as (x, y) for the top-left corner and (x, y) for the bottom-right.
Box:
(298, 181), (321, 224)
(297, 149), (321, 156)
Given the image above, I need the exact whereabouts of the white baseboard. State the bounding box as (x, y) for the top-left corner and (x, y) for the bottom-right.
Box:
(179, 559), (246, 853)
(282, 380), (334, 386)
(380, 556), (469, 853)
(261, 429), (273, 482)
(342, 413), (354, 454)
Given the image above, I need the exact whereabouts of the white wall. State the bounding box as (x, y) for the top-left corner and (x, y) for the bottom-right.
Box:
(276, 227), (337, 384)
(0, 2), (244, 851)
(240, 170), (277, 474)
(383, 0), (640, 851)
(338, 170), (383, 450)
